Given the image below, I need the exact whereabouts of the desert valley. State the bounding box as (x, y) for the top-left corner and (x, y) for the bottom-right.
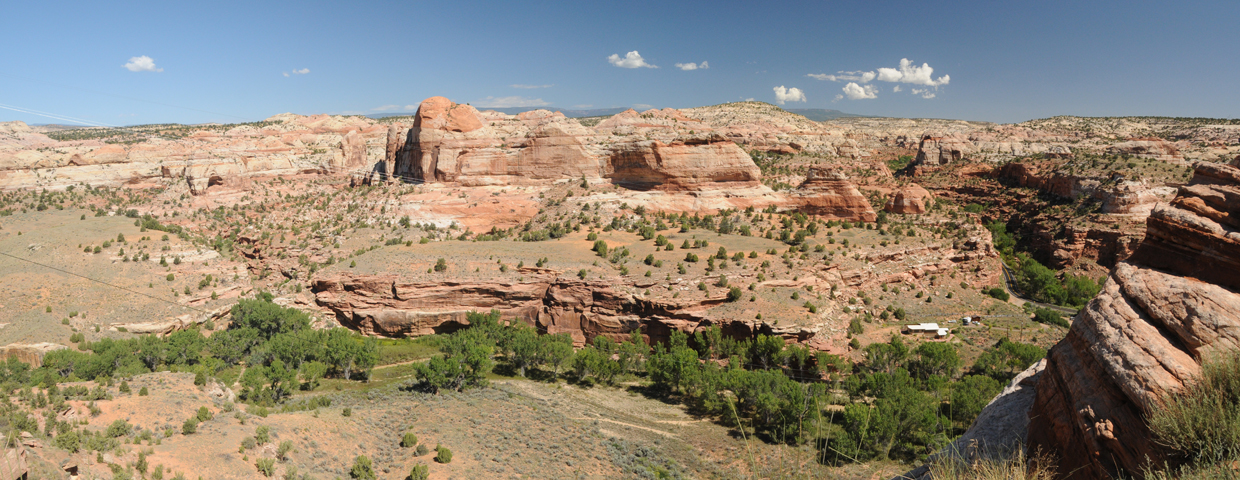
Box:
(0, 90), (1236, 480)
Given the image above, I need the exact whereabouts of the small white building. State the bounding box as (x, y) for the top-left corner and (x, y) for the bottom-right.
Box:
(905, 323), (949, 337)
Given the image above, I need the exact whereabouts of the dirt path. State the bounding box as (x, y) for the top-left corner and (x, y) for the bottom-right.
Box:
(572, 417), (677, 438)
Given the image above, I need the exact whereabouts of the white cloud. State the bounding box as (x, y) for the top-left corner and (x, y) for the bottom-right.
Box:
(842, 82), (878, 100)
(893, 85), (902, 92)
(371, 105), (407, 112)
(633, 104), (655, 110)
(807, 70), (875, 83)
(745, 98), (755, 101)
(283, 72), (289, 77)
(473, 96), (551, 108)
(511, 84), (553, 89)
(123, 56), (162, 72)
(773, 86), (807, 104)
(911, 88), (937, 99)
(292, 68), (309, 75)
(608, 51), (657, 69)
(876, 58), (949, 86)
(674, 61), (709, 71)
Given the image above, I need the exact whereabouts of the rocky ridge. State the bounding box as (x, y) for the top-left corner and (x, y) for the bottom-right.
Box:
(1025, 159), (1240, 478)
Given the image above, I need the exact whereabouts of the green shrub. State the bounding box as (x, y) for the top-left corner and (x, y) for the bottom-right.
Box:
(415, 444), (430, 456)
(1032, 307), (1070, 328)
(409, 464), (429, 480)
(106, 419), (132, 438)
(350, 455), (376, 479)
(434, 445), (453, 464)
(255, 457), (275, 477)
(196, 406), (212, 422)
(255, 426), (270, 444)
(277, 440), (293, 460)
(341, 407), (352, 417)
(138, 386), (148, 396)
(401, 432), (418, 448)
(181, 417), (198, 435)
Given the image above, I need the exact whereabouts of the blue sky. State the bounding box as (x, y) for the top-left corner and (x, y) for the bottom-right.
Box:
(1, 1), (1236, 125)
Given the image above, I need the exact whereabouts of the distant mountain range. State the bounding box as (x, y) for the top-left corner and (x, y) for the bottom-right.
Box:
(368, 106), (866, 122)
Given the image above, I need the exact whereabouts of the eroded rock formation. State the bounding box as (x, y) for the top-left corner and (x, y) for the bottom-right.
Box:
(914, 133), (972, 166)
(311, 272), (815, 346)
(791, 167), (877, 221)
(884, 183), (933, 214)
(1026, 160), (1240, 478)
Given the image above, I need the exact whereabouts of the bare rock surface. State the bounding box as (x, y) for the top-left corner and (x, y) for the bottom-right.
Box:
(1026, 162), (1240, 479)
(884, 183), (933, 214)
(791, 167), (877, 221)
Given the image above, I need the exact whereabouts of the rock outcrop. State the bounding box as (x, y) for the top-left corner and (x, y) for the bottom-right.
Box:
(0, 342), (67, 367)
(388, 97), (763, 192)
(885, 183), (933, 214)
(1026, 160), (1240, 478)
(312, 273), (815, 346)
(914, 133), (972, 166)
(791, 167), (878, 221)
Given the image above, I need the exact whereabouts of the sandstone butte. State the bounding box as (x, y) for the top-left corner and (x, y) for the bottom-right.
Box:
(884, 183), (933, 214)
(1022, 159), (1240, 478)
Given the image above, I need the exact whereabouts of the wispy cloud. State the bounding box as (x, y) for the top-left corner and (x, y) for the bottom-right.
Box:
(283, 68), (310, 77)
(633, 104), (655, 110)
(511, 84), (553, 89)
(608, 51), (657, 69)
(773, 86), (806, 104)
(911, 88), (936, 99)
(674, 61), (709, 71)
(123, 56), (162, 72)
(473, 96), (551, 108)
(808, 70), (875, 83)
(842, 82), (878, 100)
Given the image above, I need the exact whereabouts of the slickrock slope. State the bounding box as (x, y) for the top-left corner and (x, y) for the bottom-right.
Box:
(791, 167), (877, 221)
(1026, 160), (1240, 479)
(311, 273), (814, 346)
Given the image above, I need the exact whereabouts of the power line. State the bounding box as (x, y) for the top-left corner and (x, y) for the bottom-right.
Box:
(0, 250), (207, 315)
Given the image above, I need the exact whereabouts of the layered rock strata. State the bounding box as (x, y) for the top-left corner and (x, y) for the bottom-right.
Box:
(791, 167), (878, 221)
(311, 273), (815, 346)
(1026, 160), (1240, 478)
(884, 183), (933, 214)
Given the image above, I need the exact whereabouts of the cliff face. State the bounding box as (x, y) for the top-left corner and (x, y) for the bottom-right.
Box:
(1026, 160), (1240, 478)
(388, 97), (761, 191)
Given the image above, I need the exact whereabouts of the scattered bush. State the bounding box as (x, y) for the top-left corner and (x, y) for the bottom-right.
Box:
(435, 445), (453, 464)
